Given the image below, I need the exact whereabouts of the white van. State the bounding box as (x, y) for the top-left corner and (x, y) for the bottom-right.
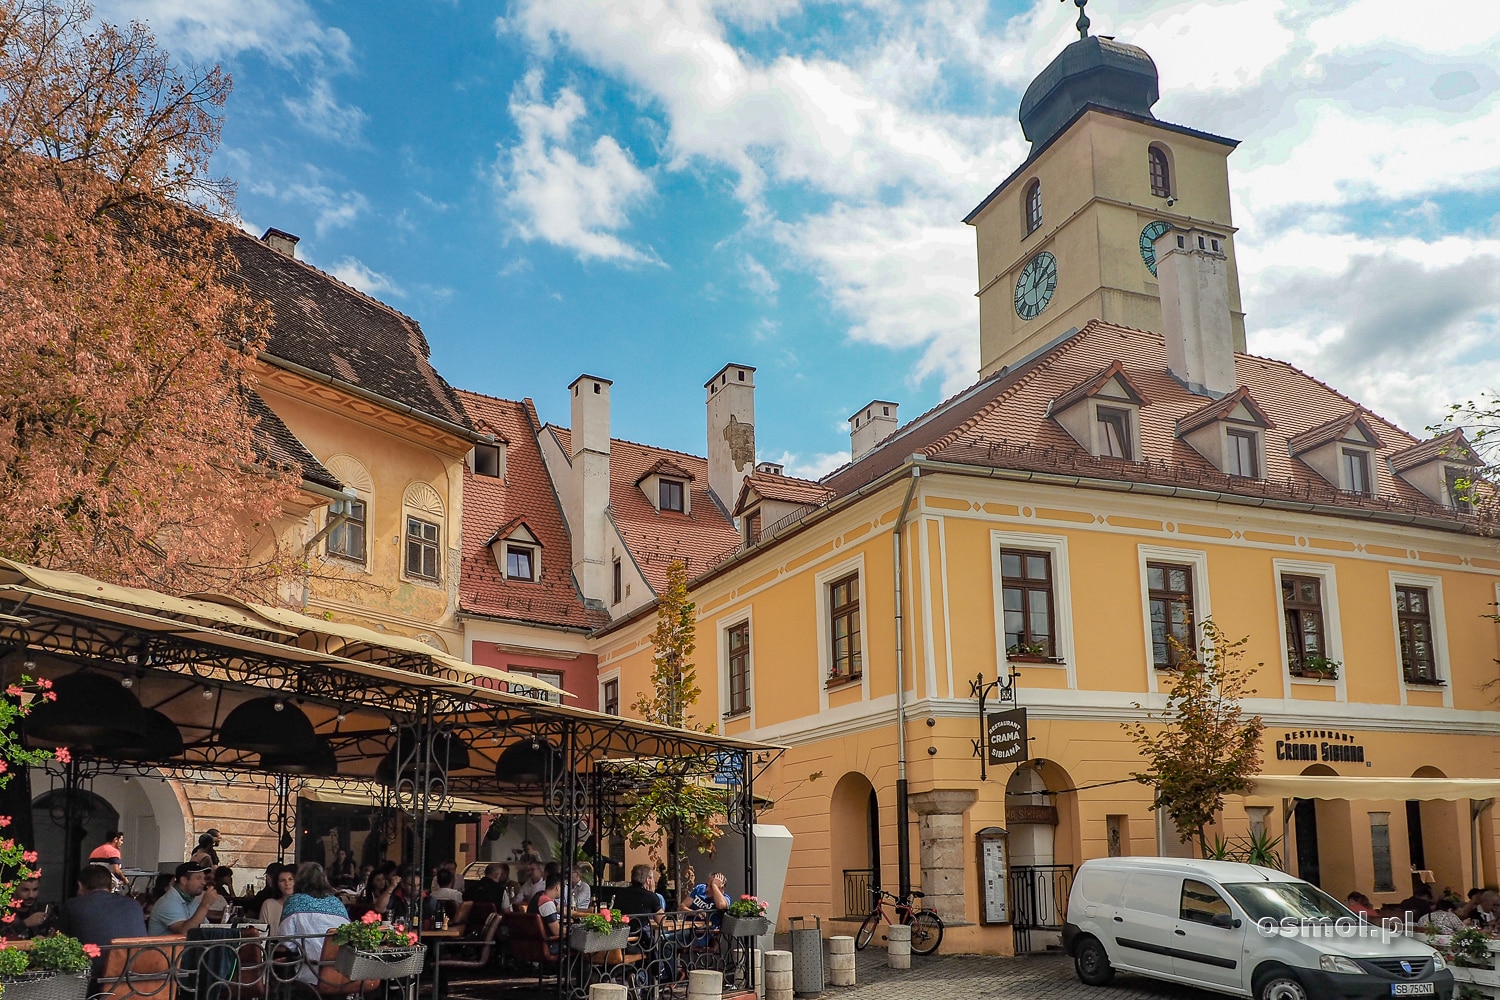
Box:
(1063, 858), (1454, 1000)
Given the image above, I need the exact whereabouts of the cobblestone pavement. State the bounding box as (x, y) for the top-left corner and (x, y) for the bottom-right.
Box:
(813, 947), (1220, 1000)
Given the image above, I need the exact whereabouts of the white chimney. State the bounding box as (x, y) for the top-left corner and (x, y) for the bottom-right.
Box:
(755, 461), (784, 475)
(569, 374), (612, 606)
(1154, 226), (1235, 397)
(261, 227), (300, 259)
(849, 400), (899, 461)
(705, 363), (756, 518)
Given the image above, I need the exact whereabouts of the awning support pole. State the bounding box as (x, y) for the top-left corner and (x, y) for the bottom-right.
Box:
(1472, 798), (1494, 890)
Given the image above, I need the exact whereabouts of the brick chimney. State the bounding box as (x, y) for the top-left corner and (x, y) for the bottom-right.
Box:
(1154, 226), (1235, 397)
(261, 227), (300, 259)
(569, 374), (612, 606)
(705, 364), (756, 519)
(849, 400), (899, 462)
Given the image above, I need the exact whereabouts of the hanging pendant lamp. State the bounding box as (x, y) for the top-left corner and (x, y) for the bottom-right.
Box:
(375, 729), (473, 787)
(219, 696), (318, 755)
(261, 737), (337, 776)
(106, 710), (185, 760)
(22, 670), (148, 750)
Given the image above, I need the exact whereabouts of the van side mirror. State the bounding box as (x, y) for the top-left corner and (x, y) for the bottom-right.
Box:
(1210, 913), (1239, 929)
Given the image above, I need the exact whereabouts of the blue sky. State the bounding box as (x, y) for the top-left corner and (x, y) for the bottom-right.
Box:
(113, 0), (1500, 478)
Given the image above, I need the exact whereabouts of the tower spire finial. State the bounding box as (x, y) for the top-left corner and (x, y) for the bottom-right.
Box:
(1062, 0), (1090, 40)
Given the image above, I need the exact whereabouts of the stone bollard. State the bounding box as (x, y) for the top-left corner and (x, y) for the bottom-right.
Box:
(886, 924), (911, 970)
(765, 949), (794, 1000)
(687, 969), (723, 1000)
(589, 984), (628, 1000)
(827, 935), (856, 987)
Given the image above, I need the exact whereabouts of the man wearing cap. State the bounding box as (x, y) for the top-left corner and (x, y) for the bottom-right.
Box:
(147, 863), (221, 936)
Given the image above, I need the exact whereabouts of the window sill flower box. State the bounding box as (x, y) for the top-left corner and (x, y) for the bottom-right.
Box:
(333, 946), (426, 981)
(1404, 675), (1447, 687)
(825, 672), (862, 690)
(722, 914), (771, 938)
(0, 972), (90, 1000)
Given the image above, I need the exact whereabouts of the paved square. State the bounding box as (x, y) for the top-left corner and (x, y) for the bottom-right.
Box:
(830, 949), (1219, 1000)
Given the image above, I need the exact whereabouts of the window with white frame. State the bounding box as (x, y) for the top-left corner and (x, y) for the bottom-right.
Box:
(1226, 427), (1260, 478)
(601, 677), (619, 716)
(505, 544), (537, 581)
(1096, 406), (1134, 460)
(1396, 584), (1438, 683)
(659, 479), (685, 513)
(326, 497), (367, 563)
(509, 668), (565, 705)
(726, 621), (750, 716)
(828, 573), (861, 683)
(405, 516), (440, 581)
(1138, 547), (1210, 684)
(1341, 447), (1373, 495)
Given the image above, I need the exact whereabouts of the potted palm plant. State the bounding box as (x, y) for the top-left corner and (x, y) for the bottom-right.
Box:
(722, 895), (770, 938)
(330, 912), (425, 980)
(568, 907), (629, 953)
(0, 935), (95, 1000)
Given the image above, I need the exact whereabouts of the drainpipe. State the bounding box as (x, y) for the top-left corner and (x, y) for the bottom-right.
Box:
(892, 460), (922, 899)
(1473, 799), (1494, 889)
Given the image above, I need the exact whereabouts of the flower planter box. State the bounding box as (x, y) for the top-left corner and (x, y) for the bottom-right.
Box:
(0, 971), (90, 1000)
(1428, 934), (1500, 999)
(333, 946), (426, 981)
(722, 914), (770, 938)
(568, 925), (629, 953)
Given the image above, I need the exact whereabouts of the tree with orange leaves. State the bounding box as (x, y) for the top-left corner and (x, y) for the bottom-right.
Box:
(0, 0), (303, 596)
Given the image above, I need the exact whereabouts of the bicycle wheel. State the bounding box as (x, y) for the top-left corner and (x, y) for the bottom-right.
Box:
(855, 911), (882, 950)
(908, 910), (944, 955)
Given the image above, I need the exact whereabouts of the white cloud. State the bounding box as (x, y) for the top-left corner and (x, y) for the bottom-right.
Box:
(247, 170), (370, 238)
(100, 0), (352, 66)
(328, 257), (404, 299)
(283, 79), (369, 145)
(740, 255), (779, 301)
(494, 73), (660, 265)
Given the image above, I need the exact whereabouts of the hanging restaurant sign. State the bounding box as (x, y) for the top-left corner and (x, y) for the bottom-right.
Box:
(986, 708), (1029, 767)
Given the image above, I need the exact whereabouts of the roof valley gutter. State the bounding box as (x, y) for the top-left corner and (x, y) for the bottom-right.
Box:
(892, 460), (921, 900)
(259, 351), (481, 444)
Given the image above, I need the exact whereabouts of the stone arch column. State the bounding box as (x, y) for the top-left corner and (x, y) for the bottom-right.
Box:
(909, 788), (977, 924)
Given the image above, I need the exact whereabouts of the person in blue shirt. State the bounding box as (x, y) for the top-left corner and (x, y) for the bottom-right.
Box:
(146, 863), (220, 936)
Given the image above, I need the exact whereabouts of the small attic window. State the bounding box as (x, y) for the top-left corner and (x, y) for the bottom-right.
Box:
(1226, 428), (1260, 478)
(1341, 447), (1373, 495)
(473, 443), (502, 478)
(1445, 467), (1473, 509)
(660, 479), (685, 513)
(506, 545), (535, 581)
(1096, 406), (1134, 460)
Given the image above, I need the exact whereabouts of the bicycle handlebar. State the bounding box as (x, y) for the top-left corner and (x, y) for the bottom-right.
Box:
(869, 887), (925, 906)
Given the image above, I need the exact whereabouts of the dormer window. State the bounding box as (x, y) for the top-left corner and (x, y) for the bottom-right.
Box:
(1445, 468), (1472, 508)
(1288, 408), (1385, 496)
(1177, 389), (1274, 481)
(1096, 407), (1133, 460)
(473, 442), (504, 478)
(1341, 447), (1373, 495)
(660, 478), (685, 513)
(1048, 361), (1149, 462)
(506, 545), (535, 581)
(1389, 431), (1480, 510)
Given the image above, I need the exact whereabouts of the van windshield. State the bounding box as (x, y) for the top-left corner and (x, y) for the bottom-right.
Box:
(1223, 882), (1353, 922)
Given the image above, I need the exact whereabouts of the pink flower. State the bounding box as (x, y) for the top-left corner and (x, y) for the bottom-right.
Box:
(360, 911), (379, 925)
(405, 932), (418, 946)
(22, 851), (37, 864)
(82, 944), (101, 958)
(10, 898), (22, 909)
(38, 679), (51, 689)
(0, 761), (8, 774)
(2, 913), (13, 923)
(44, 692), (56, 701)
(599, 908), (612, 921)
(0, 816), (10, 828)
(4, 686), (20, 698)
(54, 747), (71, 763)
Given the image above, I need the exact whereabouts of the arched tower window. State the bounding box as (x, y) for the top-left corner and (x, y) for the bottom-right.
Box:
(1149, 145), (1172, 198)
(1023, 179), (1042, 235)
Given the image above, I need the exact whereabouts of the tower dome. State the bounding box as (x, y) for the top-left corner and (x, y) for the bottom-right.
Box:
(1018, 35), (1159, 149)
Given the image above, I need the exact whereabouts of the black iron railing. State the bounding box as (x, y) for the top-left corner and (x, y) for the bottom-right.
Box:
(843, 869), (877, 918)
(1009, 863), (1073, 954)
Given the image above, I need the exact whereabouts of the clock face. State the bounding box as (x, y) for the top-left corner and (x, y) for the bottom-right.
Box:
(1013, 251), (1058, 321)
(1140, 220), (1173, 277)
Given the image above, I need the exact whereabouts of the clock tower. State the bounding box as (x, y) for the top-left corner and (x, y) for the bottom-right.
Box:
(966, 29), (1246, 377)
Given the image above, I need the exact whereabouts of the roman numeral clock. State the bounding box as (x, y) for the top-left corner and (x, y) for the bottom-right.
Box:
(1013, 251), (1058, 321)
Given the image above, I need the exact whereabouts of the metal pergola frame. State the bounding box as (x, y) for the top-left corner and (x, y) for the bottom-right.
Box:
(0, 560), (779, 997)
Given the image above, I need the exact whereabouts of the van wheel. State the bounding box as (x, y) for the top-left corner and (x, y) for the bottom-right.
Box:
(1255, 969), (1308, 1000)
(1073, 936), (1114, 986)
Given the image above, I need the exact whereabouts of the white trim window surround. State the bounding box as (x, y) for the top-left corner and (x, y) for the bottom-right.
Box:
(990, 530), (1076, 689)
(598, 669), (621, 717)
(1136, 546), (1211, 693)
(717, 607), (754, 723)
(814, 554), (870, 710)
(401, 482), (446, 585)
(1389, 571), (1452, 708)
(1272, 560), (1346, 701)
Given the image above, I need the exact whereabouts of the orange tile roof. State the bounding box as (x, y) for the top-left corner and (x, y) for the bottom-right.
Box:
(1175, 386), (1277, 435)
(1049, 359), (1151, 413)
(1285, 408), (1386, 455)
(734, 471), (836, 516)
(549, 427), (741, 595)
(635, 457), (696, 484)
(1389, 430), (1481, 473)
(818, 321), (1484, 530)
(455, 391), (607, 630)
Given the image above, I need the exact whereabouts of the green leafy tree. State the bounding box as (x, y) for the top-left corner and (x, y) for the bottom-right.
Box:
(1123, 620), (1264, 854)
(622, 560), (723, 900)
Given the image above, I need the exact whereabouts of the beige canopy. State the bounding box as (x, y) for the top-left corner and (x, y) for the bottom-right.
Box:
(1247, 775), (1500, 801)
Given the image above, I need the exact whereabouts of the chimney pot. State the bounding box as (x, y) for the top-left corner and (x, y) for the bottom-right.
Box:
(849, 400), (899, 462)
(260, 227), (300, 259)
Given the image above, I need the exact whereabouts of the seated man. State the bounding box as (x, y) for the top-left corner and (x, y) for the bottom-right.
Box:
(147, 863), (221, 936)
(682, 867), (729, 927)
(465, 863), (514, 910)
(60, 866), (147, 975)
(429, 868), (465, 913)
(604, 864), (665, 924)
(12, 878), (57, 939)
(531, 872), (564, 955)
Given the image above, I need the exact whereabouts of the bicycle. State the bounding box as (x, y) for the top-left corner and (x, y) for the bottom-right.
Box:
(854, 887), (944, 955)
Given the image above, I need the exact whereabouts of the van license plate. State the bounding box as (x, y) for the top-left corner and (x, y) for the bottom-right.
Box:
(1391, 985), (1434, 996)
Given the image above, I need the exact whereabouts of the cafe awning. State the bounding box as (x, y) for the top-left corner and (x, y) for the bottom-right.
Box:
(1246, 775), (1500, 801)
(298, 780), (499, 815)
